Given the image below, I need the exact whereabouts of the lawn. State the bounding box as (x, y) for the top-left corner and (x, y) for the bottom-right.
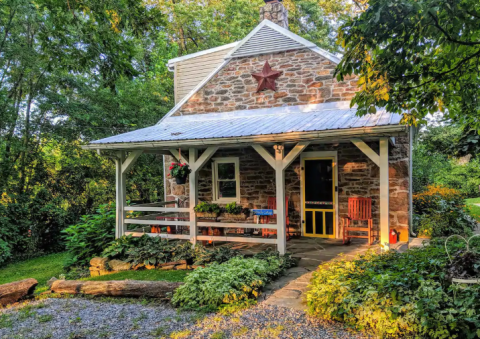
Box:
(465, 197), (480, 222)
(0, 252), (187, 294)
(0, 252), (68, 293)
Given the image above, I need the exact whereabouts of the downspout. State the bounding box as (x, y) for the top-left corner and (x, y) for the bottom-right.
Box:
(409, 126), (416, 237)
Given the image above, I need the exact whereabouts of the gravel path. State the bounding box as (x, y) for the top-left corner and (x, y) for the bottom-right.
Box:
(0, 298), (366, 339)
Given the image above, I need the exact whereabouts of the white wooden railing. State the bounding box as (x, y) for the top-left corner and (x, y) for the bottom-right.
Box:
(123, 200), (278, 244)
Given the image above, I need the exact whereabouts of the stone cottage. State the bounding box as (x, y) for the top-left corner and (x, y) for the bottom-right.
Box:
(84, 0), (412, 253)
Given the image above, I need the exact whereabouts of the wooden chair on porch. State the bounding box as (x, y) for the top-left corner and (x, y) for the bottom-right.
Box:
(342, 197), (374, 245)
(261, 197), (291, 240)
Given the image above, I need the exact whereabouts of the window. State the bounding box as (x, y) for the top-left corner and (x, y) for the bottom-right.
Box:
(212, 157), (240, 202)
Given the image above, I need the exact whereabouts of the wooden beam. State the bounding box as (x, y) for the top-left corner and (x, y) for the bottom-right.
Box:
(282, 141), (310, 170)
(197, 222), (277, 229)
(252, 144), (276, 169)
(379, 138), (390, 250)
(193, 146), (218, 171)
(122, 150), (143, 174)
(274, 145), (287, 255)
(351, 138), (380, 167)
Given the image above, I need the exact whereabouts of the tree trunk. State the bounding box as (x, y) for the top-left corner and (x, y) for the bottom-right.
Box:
(50, 280), (182, 299)
(0, 278), (38, 306)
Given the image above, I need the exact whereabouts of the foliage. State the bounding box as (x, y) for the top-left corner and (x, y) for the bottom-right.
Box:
(413, 185), (477, 237)
(0, 252), (68, 294)
(193, 246), (241, 266)
(336, 0), (480, 128)
(171, 241), (196, 262)
(465, 198), (480, 223)
(145, 0), (340, 54)
(445, 250), (480, 281)
(223, 202), (249, 216)
(102, 234), (146, 260)
(168, 162), (191, 179)
(63, 204), (116, 268)
(173, 253), (295, 310)
(194, 202), (221, 214)
(306, 241), (480, 338)
(125, 237), (175, 266)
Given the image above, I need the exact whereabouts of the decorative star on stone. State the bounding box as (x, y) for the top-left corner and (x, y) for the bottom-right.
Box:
(252, 61), (282, 92)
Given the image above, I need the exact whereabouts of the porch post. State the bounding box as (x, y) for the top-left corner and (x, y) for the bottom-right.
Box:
(115, 151), (126, 239)
(189, 148), (198, 246)
(379, 138), (390, 249)
(274, 145), (287, 255)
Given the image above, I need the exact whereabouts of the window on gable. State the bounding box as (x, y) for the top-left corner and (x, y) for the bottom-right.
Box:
(212, 157), (240, 202)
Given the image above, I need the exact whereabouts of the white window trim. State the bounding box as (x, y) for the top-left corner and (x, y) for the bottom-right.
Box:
(212, 157), (240, 203)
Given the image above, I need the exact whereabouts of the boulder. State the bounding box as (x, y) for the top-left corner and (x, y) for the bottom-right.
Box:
(90, 257), (108, 269)
(109, 260), (132, 271)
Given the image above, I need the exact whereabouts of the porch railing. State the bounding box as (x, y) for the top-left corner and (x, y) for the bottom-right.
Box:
(122, 200), (279, 245)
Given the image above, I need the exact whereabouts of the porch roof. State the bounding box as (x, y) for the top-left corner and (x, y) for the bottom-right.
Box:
(86, 101), (406, 149)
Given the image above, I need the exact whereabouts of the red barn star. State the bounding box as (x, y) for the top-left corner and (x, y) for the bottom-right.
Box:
(252, 61), (282, 92)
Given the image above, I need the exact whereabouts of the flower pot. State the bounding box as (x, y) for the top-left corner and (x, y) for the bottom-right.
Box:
(223, 213), (248, 221)
(175, 176), (187, 184)
(195, 212), (220, 219)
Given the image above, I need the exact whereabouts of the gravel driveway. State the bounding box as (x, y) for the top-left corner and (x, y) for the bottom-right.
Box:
(0, 298), (366, 339)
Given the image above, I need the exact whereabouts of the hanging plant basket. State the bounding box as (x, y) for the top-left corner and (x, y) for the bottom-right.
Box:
(175, 176), (187, 185)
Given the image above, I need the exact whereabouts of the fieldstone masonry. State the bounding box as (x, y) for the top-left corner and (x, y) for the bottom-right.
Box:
(164, 136), (410, 242)
(173, 49), (358, 116)
(260, 2), (289, 29)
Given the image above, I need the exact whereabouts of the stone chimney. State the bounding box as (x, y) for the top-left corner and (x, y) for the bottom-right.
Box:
(260, 0), (289, 30)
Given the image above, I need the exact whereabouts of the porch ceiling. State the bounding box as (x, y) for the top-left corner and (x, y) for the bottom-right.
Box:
(84, 101), (407, 150)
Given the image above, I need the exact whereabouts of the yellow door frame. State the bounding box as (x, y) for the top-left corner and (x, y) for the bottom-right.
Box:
(301, 155), (337, 238)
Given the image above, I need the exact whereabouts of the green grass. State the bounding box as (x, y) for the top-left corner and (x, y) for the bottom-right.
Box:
(84, 269), (187, 282)
(465, 197), (480, 222)
(0, 252), (68, 293)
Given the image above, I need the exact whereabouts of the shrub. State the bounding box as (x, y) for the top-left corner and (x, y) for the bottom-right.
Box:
(306, 241), (480, 338)
(63, 204), (115, 268)
(102, 234), (147, 260)
(193, 246), (241, 266)
(173, 252), (296, 310)
(194, 202), (221, 214)
(0, 239), (12, 266)
(413, 185), (477, 237)
(125, 237), (175, 266)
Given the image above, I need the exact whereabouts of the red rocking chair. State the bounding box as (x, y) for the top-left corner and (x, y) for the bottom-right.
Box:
(342, 197), (374, 245)
(261, 197), (291, 240)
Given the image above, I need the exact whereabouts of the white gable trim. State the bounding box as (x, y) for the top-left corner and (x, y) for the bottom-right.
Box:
(157, 59), (231, 124)
(224, 20), (340, 64)
(167, 42), (239, 68)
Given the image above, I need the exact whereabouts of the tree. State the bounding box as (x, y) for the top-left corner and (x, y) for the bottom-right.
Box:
(335, 0), (480, 128)
(145, 0), (340, 54)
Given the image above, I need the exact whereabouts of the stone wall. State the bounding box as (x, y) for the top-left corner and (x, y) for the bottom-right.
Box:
(164, 135), (410, 242)
(173, 49), (359, 116)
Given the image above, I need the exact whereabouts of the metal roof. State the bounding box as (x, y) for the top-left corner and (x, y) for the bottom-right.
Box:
(90, 102), (404, 147)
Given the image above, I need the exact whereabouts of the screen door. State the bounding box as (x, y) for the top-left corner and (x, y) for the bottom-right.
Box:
(302, 158), (336, 238)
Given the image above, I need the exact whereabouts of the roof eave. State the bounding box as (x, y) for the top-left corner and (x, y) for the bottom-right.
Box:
(82, 124), (407, 151)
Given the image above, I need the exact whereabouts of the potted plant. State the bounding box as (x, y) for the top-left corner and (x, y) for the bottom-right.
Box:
(222, 202), (250, 221)
(194, 201), (221, 219)
(168, 162), (191, 184)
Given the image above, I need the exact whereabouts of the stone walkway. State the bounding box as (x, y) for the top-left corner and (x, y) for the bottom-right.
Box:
(229, 238), (381, 311)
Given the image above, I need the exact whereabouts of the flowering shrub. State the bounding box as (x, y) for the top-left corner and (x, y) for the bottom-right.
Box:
(413, 185), (476, 237)
(168, 162), (191, 179)
(306, 241), (480, 338)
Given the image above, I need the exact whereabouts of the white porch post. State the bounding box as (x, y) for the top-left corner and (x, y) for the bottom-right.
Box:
(189, 148), (198, 246)
(115, 151), (126, 239)
(379, 138), (390, 249)
(253, 142), (309, 254)
(115, 150), (143, 239)
(188, 146), (218, 246)
(274, 145), (287, 255)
